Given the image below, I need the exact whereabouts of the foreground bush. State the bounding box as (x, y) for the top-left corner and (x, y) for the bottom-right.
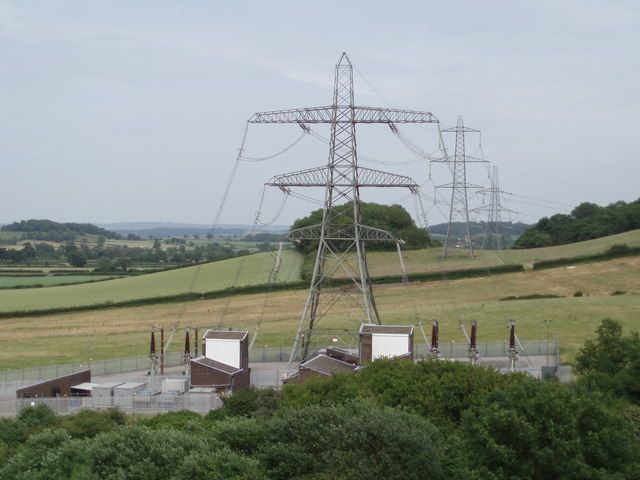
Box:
(1, 330), (639, 479)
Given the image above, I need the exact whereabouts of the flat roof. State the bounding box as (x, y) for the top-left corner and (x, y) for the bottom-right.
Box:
(188, 387), (216, 394)
(203, 329), (248, 341)
(359, 324), (414, 335)
(114, 382), (147, 390)
(70, 382), (99, 391)
(93, 381), (125, 389)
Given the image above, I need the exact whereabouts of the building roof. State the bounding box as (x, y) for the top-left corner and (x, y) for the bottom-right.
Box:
(17, 369), (91, 390)
(300, 354), (357, 376)
(188, 387), (216, 394)
(93, 381), (125, 390)
(70, 382), (99, 392)
(202, 329), (248, 341)
(114, 382), (147, 390)
(325, 346), (358, 356)
(191, 356), (242, 374)
(359, 324), (414, 335)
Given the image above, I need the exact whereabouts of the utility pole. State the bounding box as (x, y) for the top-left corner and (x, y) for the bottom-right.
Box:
(431, 117), (487, 259)
(249, 53), (438, 362)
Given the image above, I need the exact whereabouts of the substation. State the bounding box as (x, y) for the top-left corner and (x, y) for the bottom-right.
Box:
(5, 53), (562, 417)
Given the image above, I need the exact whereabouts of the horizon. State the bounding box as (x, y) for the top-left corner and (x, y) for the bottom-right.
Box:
(1, 1), (638, 227)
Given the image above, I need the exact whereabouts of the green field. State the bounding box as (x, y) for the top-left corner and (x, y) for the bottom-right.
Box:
(0, 250), (304, 313)
(0, 256), (637, 369)
(352, 229), (640, 278)
(0, 275), (119, 288)
(0, 231), (639, 369)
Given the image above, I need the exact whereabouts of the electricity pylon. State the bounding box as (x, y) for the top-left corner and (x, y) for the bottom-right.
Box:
(248, 53), (438, 362)
(431, 117), (488, 259)
(473, 166), (514, 250)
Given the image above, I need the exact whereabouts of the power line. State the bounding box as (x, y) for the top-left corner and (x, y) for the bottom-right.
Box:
(248, 53), (438, 362)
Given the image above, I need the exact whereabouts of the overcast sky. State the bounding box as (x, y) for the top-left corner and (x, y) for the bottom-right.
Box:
(0, 1), (638, 228)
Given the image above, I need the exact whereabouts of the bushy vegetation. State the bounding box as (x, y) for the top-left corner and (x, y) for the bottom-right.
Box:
(1, 219), (118, 241)
(0, 237), (236, 269)
(291, 202), (435, 252)
(1, 321), (639, 479)
(575, 318), (640, 404)
(514, 199), (640, 249)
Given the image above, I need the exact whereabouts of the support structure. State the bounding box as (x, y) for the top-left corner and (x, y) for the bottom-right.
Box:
(473, 166), (513, 250)
(508, 320), (518, 371)
(249, 53), (438, 362)
(430, 320), (440, 357)
(461, 320), (479, 365)
(431, 117), (488, 259)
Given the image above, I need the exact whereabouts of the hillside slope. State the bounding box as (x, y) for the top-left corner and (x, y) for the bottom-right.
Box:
(0, 256), (638, 368)
(0, 250), (304, 313)
(353, 229), (640, 278)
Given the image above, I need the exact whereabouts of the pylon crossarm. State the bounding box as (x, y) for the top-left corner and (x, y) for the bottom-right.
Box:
(250, 106), (334, 124)
(267, 166), (419, 189)
(435, 181), (485, 190)
(289, 224), (397, 242)
(250, 106), (437, 124)
(267, 167), (329, 187)
(352, 106), (438, 124)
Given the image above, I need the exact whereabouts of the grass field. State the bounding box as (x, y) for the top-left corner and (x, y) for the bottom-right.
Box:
(0, 250), (304, 313)
(0, 256), (638, 369)
(347, 229), (640, 278)
(0, 275), (119, 288)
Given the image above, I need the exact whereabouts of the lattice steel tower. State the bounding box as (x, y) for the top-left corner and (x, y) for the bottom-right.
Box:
(474, 166), (507, 250)
(248, 53), (438, 362)
(431, 117), (487, 259)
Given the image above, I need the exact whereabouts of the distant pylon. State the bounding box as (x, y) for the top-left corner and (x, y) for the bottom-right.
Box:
(473, 166), (514, 250)
(431, 117), (488, 259)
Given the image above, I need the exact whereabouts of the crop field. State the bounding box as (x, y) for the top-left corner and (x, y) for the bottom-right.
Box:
(0, 250), (304, 313)
(0, 256), (638, 369)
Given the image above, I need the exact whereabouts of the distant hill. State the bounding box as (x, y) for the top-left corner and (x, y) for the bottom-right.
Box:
(1, 219), (118, 241)
(98, 222), (288, 238)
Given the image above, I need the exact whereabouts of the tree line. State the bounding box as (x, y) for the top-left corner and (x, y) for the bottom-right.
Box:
(291, 202), (435, 253)
(1, 220), (119, 242)
(0, 239), (237, 269)
(0, 319), (638, 479)
(514, 198), (640, 249)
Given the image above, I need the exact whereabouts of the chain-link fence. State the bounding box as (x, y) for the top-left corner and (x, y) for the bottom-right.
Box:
(0, 340), (558, 389)
(414, 340), (559, 360)
(0, 352), (185, 385)
(13, 391), (222, 417)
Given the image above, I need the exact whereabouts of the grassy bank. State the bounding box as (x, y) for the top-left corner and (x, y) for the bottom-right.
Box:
(0, 250), (304, 313)
(0, 256), (637, 369)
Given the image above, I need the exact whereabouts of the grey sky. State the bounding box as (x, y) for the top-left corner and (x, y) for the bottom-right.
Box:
(0, 1), (638, 228)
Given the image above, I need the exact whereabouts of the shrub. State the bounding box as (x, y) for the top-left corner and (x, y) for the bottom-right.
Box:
(16, 404), (58, 431)
(62, 408), (127, 438)
(574, 290), (584, 297)
(261, 401), (444, 480)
